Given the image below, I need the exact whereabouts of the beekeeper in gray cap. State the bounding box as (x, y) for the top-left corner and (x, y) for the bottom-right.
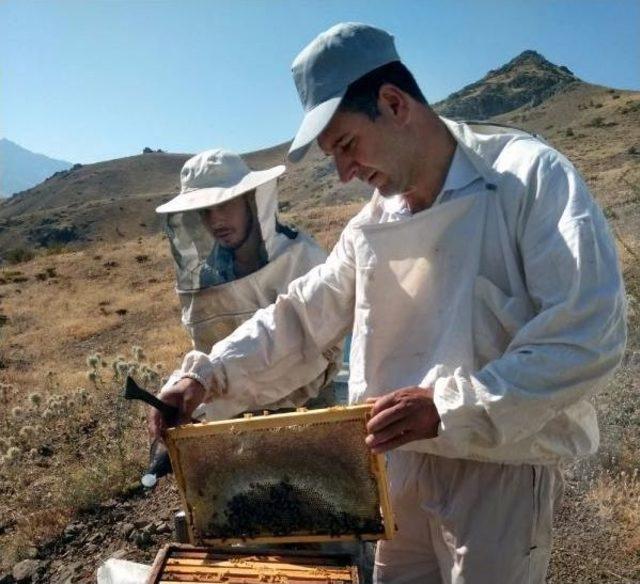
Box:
(153, 149), (340, 422)
(151, 24), (626, 583)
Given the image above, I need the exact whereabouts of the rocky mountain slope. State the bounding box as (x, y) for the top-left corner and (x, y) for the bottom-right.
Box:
(433, 49), (578, 119)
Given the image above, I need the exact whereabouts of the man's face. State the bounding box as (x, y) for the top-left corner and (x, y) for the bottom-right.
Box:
(317, 106), (410, 197)
(204, 194), (252, 249)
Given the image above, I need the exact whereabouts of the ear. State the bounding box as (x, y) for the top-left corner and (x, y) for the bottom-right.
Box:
(377, 84), (411, 125)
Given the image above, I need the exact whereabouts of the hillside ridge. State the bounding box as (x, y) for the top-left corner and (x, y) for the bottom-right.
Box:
(1, 51), (638, 255)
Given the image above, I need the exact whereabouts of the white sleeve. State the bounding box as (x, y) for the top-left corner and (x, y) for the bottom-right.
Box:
(432, 149), (627, 451)
(157, 369), (183, 395)
(179, 224), (357, 410)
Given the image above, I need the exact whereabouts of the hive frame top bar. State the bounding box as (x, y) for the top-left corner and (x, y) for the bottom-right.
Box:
(166, 404), (375, 439)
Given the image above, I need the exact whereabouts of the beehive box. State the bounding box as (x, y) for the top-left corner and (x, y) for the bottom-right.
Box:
(147, 405), (394, 583)
(148, 544), (359, 583)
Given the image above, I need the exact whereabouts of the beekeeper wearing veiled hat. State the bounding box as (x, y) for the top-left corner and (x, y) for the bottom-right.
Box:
(155, 149), (340, 421)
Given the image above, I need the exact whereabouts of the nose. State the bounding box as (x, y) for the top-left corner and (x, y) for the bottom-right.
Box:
(334, 153), (356, 184)
(207, 208), (227, 229)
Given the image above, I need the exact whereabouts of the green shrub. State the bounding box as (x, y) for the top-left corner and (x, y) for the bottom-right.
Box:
(4, 247), (34, 265)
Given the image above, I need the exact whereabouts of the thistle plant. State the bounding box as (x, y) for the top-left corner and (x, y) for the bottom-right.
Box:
(0, 343), (167, 561)
(28, 392), (42, 408)
(86, 354), (100, 369)
(75, 387), (91, 405)
(5, 446), (21, 464)
(18, 426), (35, 440)
(132, 345), (145, 362)
(80, 345), (165, 492)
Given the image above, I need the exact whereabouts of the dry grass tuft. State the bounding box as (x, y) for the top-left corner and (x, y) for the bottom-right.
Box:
(587, 472), (640, 554)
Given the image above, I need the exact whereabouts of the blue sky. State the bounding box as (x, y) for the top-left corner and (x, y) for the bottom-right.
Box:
(1, 0), (639, 164)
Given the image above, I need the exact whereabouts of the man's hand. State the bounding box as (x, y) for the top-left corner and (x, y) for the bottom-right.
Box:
(147, 377), (206, 443)
(365, 387), (440, 454)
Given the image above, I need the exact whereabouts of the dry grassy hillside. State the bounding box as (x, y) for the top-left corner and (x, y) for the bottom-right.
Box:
(1, 153), (188, 216)
(0, 205), (361, 579)
(0, 145), (369, 253)
(0, 59), (639, 582)
(0, 153), (189, 251)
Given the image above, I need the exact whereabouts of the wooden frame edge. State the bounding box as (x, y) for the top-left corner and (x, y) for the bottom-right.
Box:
(166, 404), (373, 440)
(146, 543), (172, 584)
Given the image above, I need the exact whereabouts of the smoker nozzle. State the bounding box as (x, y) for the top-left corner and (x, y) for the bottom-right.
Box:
(141, 439), (173, 487)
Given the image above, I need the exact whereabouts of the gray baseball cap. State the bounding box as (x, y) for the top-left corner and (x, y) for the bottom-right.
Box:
(288, 22), (400, 163)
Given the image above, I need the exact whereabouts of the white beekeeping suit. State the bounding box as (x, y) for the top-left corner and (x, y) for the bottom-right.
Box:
(178, 122), (627, 463)
(156, 149), (340, 421)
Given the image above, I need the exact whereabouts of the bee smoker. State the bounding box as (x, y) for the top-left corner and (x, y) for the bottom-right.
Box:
(122, 376), (179, 488)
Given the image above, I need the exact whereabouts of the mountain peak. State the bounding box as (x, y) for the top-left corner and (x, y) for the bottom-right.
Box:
(510, 49), (549, 65)
(434, 49), (579, 120)
(501, 49), (576, 78)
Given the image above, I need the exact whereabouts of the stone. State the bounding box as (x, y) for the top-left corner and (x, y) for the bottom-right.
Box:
(12, 560), (40, 582)
(120, 523), (135, 538)
(63, 523), (82, 537)
(134, 531), (151, 548)
(37, 445), (54, 458)
(56, 561), (82, 582)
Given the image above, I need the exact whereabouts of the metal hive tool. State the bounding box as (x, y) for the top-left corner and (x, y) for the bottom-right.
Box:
(165, 404), (394, 545)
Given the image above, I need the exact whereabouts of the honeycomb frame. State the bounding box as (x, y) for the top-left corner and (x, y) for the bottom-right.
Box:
(165, 404), (394, 545)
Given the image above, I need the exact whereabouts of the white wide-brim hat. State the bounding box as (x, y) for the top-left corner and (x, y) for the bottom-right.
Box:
(156, 148), (285, 214)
